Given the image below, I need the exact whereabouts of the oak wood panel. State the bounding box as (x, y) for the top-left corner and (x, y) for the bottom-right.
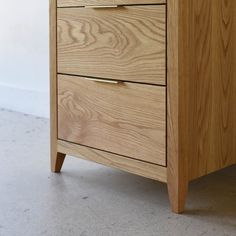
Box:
(57, 0), (166, 7)
(58, 139), (167, 183)
(50, 0), (66, 172)
(57, 6), (166, 85)
(167, 0), (189, 214)
(57, 74), (166, 165)
(167, 0), (236, 212)
(177, 0), (236, 181)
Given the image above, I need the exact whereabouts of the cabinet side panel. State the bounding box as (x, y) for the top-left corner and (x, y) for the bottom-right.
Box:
(179, 0), (236, 180)
(50, 0), (58, 160)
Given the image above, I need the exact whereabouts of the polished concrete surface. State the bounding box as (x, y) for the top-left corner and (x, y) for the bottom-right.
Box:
(0, 108), (235, 236)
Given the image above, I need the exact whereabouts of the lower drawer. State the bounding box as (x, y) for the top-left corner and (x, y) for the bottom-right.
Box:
(57, 74), (166, 166)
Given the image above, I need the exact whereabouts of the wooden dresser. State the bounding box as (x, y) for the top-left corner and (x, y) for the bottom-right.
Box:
(50, 0), (236, 213)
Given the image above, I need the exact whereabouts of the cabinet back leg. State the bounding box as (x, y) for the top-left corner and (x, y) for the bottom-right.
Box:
(51, 152), (66, 173)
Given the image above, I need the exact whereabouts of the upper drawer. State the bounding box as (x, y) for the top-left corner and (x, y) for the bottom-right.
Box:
(58, 74), (166, 166)
(57, 5), (166, 85)
(57, 0), (166, 7)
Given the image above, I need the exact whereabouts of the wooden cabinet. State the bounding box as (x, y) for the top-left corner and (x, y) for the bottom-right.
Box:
(50, 0), (236, 213)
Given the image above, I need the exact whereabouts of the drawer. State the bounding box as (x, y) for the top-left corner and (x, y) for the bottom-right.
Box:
(57, 74), (166, 166)
(57, 5), (166, 85)
(57, 0), (167, 7)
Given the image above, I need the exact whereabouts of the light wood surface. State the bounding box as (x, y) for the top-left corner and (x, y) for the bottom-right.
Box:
(50, 0), (66, 172)
(177, 0), (236, 181)
(58, 74), (166, 165)
(57, 0), (166, 7)
(50, 0), (236, 213)
(167, 0), (236, 213)
(57, 5), (166, 85)
(166, 0), (189, 214)
(58, 139), (167, 183)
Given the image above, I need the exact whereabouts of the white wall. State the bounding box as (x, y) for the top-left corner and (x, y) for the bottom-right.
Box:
(0, 0), (49, 117)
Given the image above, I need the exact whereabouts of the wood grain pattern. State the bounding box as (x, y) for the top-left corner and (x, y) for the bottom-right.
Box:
(57, 74), (166, 165)
(50, 0), (66, 172)
(57, 0), (166, 7)
(167, 0), (189, 214)
(57, 6), (166, 85)
(177, 0), (236, 181)
(167, 0), (236, 213)
(51, 0), (236, 213)
(58, 139), (167, 183)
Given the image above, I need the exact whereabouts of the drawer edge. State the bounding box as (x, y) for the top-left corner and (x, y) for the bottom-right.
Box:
(58, 139), (167, 183)
(57, 0), (167, 8)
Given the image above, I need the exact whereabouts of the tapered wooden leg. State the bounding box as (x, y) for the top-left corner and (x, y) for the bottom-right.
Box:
(51, 152), (66, 173)
(50, 0), (65, 173)
(167, 179), (189, 213)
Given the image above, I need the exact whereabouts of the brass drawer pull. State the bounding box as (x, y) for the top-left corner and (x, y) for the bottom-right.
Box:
(83, 77), (120, 84)
(84, 5), (118, 9)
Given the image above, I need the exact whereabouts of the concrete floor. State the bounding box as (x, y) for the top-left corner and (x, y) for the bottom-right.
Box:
(0, 108), (235, 236)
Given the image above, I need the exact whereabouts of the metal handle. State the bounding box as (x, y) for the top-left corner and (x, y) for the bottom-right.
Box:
(83, 77), (120, 84)
(84, 5), (118, 9)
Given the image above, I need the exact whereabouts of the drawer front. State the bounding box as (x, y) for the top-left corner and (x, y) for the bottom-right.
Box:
(57, 5), (166, 85)
(58, 75), (166, 166)
(57, 0), (166, 7)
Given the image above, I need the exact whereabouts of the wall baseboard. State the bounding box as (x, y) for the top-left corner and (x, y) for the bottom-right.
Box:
(0, 83), (49, 118)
